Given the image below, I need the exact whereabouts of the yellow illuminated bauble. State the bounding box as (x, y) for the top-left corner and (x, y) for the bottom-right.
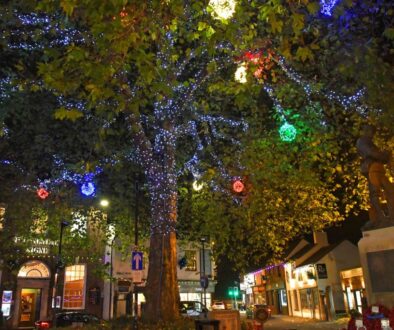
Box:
(235, 63), (247, 83)
(209, 0), (237, 20)
(193, 180), (204, 191)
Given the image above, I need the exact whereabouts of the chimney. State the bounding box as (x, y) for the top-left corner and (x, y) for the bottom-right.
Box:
(313, 231), (328, 246)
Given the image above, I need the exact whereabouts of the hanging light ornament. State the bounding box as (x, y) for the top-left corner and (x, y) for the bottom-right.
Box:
(235, 62), (248, 84)
(279, 122), (297, 142)
(192, 180), (204, 191)
(209, 0), (237, 20)
(232, 179), (245, 193)
(37, 187), (49, 199)
(81, 182), (95, 196)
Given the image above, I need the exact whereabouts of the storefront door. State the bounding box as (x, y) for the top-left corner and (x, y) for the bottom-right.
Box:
(18, 288), (41, 327)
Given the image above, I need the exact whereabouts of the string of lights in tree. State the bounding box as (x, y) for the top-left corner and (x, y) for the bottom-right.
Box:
(117, 55), (255, 236)
(276, 56), (368, 114)
(4, 0), (350, 237)
(234, 51), (298, 142)
(207, 0), (340, 19)
(234, 47), (371, 142)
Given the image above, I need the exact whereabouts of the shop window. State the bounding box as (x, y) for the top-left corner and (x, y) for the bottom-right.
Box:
(292, 290), (299, 311)
(63, 264), (87, 309)
(200, 249), (212, 275)
(299, 289), (309, 309)
(184, 250), (197, 271)
(280, 290), (288, 306)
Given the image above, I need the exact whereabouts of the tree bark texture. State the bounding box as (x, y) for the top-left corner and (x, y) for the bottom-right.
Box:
(143, 148), (180, 322)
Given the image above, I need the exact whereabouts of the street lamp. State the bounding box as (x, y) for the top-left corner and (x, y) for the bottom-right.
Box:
(132, 175), (140, 330)
(100, 199), (114, 321)
(200, 237), (207, 307)
(53, 220), (69, 326)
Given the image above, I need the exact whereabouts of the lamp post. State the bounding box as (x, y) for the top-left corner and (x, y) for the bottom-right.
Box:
(200, 237), (207, 307)
(53, 220), (69, 326)
(100, 199), (114, 320)
(109, 235), (115, 320)
(132, 175), (139, 330)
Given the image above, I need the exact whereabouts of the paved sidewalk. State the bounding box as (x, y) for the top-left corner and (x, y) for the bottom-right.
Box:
(249, 315), (349, 330)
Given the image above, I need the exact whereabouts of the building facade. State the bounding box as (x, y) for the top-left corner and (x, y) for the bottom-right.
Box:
(285, 239), (365, 320)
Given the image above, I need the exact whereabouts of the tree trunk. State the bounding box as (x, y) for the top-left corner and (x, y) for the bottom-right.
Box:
(143, 166), (180, 323)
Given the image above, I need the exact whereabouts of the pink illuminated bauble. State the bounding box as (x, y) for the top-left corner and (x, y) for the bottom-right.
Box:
(232, 180), (244, 193)
(37, 188), (49, 199)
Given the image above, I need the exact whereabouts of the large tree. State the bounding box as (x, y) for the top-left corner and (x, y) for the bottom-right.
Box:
(1, 0), (393, 323)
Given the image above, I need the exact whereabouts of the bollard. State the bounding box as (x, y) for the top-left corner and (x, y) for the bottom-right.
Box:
(253, 320), (263, 330)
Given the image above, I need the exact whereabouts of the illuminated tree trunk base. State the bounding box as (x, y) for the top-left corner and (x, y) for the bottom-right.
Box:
(144, 231), (179, 322)
(143, 180), (179, 323)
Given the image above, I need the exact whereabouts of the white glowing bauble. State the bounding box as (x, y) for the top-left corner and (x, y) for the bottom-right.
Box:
(235, 63), (247, 83)
(193, 180), (204, 191)
(209, 0), (236, 20)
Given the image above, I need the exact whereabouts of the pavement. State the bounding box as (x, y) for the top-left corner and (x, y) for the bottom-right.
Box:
(247, 315), (349, 330)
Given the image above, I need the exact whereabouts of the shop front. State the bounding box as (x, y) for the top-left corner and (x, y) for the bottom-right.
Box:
(12, 260), (51, 329)
(252, 270), (267, 305)
(265, 264), (288, 315)
(340, 267), (366, 314)
(178, 280), (216, 309)
(285, 263), (323, 319)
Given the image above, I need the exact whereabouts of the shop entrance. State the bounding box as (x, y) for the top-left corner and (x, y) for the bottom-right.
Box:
(19, 288), (42, 327)
(13, 260), (51, 329)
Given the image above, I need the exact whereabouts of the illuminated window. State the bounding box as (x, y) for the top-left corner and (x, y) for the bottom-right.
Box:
(63, 264), (87, 309)
(184, 250), (197, 271)
(18, 261), (50, 278)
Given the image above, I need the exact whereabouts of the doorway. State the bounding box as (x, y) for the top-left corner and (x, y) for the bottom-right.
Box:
(19, 288), (42, 327)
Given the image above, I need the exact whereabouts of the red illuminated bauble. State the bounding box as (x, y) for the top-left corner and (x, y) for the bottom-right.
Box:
(37, 188), (49, 199)
(232, 180), (245, 193)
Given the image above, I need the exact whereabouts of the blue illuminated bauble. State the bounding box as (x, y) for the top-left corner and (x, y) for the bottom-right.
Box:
(279, 123), (297, 142)
(81, 182), (95, 196)
(320, 0), (339, 16)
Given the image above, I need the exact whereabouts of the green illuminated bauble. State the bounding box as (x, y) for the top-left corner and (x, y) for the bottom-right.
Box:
(279, 122), (297, 142)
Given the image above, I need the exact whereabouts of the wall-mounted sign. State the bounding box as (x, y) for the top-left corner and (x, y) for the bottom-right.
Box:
(2, 290), (12, 304)
(14, 237), (57, 255)
(1, 291), (12, 317)
(316, 264), (328, 279)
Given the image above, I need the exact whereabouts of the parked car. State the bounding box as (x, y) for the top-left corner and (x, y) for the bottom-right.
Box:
(35, 312), (105, 329)
(180, 301), (208, 318)
(211, 301), (226, 310)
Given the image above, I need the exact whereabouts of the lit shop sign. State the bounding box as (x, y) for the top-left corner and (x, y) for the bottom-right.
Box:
(2, 291), (12, 317)
(14, 237), (57, 255)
